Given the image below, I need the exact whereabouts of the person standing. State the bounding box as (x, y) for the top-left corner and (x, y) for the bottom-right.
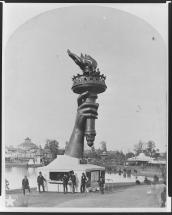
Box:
(62, 173), (69, 194)
(80, 173), (87, 193)
(134, 169), (137, 175)
(5, 179), (10, 190)
(37, 171), (46, 193)
(135, 176), (141, 185)
(123, 169), (126, 178)
(70, 171), (76, 193)
(98, 176), (105, 194)
(22, 176), (30, 195)
(153, 174), (159, 184)
(118, 168), (122, 176)
(161, 187), (166, 207)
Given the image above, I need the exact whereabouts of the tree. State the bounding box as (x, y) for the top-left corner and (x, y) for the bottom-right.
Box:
(125, 152), (135, 160)
(44, 139), (59, 159)
(90, 146), (97, 157)
(143, 140), (159, 158)
(106, 150), (125, 165)
(84, 146), (97, 159)
(144, 140), (156, 157)
(161, 152), (167, 160)
(91, 146), (96, 153)
(100, 141), (107, 152)
(134, 140), (160, 158)
(134, 140), (145, 156)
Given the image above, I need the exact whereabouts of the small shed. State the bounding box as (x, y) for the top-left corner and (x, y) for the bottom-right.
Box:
(37, 155), (105, 192)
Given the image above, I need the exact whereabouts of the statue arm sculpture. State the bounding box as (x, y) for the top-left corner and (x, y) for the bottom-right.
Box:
(65, 91), (99, 158)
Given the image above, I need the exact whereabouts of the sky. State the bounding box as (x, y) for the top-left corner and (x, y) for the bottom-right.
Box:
(4, 4), (168, 152)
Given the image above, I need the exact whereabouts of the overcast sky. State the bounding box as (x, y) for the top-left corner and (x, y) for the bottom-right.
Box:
(4, 5), (168, 152)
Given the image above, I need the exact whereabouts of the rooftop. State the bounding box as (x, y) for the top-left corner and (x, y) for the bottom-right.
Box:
(18, 137), (38, 150)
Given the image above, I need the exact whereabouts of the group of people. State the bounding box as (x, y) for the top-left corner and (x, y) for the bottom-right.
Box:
(62, 171), (77, 194)
(22, 171), (105, 195)
(118, 168), (133, 178)
(62, 172), (94, 194)
(22, 171), (46, 195)
(62, 172), (105, 194)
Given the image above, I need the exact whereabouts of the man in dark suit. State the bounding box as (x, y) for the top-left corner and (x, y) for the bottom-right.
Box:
(62, 173), (69, 194)
(22, 176), (30, 195)
(37, 171), (46, 192)
(70, 171), (76, 193)
(80, 173), (87, 193)
(98, 175), (105, 194)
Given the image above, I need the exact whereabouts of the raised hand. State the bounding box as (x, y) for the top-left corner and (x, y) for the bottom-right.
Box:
(74, 91), (99, 132)
(65, 91), (99, 158)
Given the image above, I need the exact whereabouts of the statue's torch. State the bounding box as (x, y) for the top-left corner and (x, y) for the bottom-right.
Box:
(68, 50), (107, 148)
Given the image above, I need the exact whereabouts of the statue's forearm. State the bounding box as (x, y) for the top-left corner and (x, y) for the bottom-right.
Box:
(65, 127), (84, 158)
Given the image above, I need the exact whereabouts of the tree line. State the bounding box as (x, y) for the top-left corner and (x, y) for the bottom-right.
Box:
(43, 139), (166, 164)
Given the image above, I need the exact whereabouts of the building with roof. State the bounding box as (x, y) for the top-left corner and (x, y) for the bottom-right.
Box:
(18, 137), (38, 151)
(38, 155), (105, 192)
(5, 138), (45, 164)
(125, 152), (166, 167)
(125, 153), (153, 166)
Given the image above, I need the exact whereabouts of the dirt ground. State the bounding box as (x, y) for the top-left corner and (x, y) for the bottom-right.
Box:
(6, 184), (165, 208)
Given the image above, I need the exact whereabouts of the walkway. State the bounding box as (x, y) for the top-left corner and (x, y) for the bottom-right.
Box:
(7, 184), (165, 208)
